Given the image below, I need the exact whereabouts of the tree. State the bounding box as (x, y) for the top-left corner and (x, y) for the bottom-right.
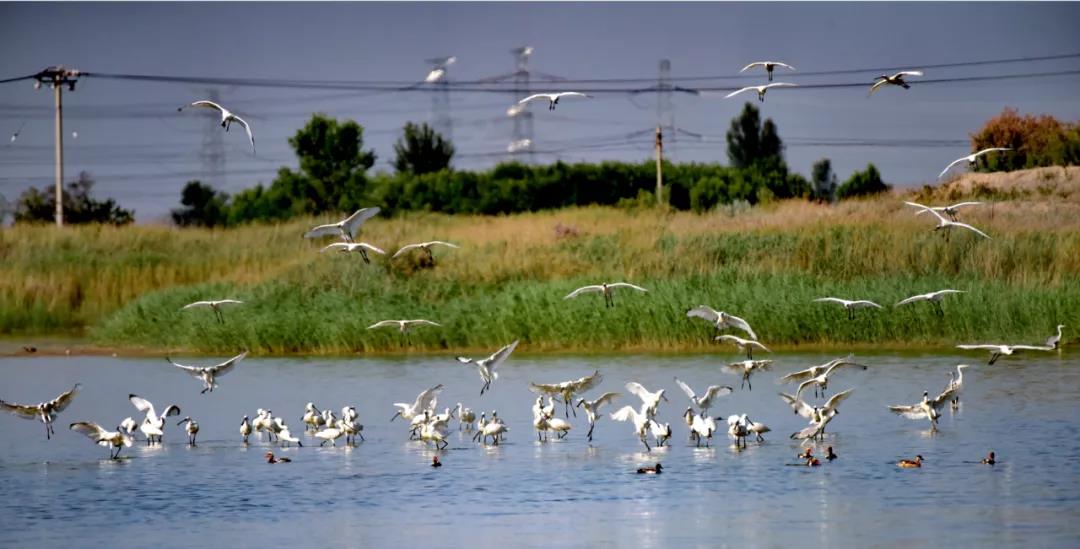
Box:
(171, 181), (230, 228)
(970, 107), (1080, 171)
(811, 158), (838, 203)
(726, 102), (784, 169)
(393, 122), (455, 175)
(836, 164), (890, 200)
(14, 172), (133, 225)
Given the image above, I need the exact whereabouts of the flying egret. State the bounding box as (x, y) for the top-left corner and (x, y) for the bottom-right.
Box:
(780, 388), (853, 440)
(529, 370), (603, 417)
(518, 92), (591, 111)
(69, 422), (133, 459)
(129, 395), (181, 445)
(320, 242), (386, 264)
(673, 378), (732, 414)
(368, 319), (442, 334)
(795, 361), (866, 401)
(576, 392), (620, 442)
(565, 282), (648, 308)
(391, 241), (460, 264)
(119, 416), (138, 436)
(610, 404), (654, 451)
(390, 384), (444, 423)
(723, 360), (773, 391)
(813, 297), (883, 320)
(303, 207), (381, 243)
(888, 388), (957, 431)
(740, 61), (795, 82)
(457, 340), (519, 395)
(956, 343), (1052, 365)
(686, 306), (757, 340)
(181, 299), (243, 324)
(178, 100), (256, 154)
(938, 148), (1011, 179)
(895, 289), (964, 316)
(904, 202), (991, 240)
(870, 71), (923, 94)
(724, 82), (798, 102)
(166, 351), (247, 393)
(779, 355), (867, 387)
(715, 334), (770, 359)
(625, 381), (669, 418)
(0, 383), (80, 440)
(912, 201), (983, 222)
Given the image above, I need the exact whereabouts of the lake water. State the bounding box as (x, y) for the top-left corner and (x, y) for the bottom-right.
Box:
(1, 351), (1078, 547)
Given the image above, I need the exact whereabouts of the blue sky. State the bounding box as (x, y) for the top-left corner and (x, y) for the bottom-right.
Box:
(1, 2), (1078, 220)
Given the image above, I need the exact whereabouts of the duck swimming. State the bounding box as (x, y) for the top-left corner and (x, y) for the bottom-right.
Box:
(898, 455), (924, 468)
(265, 451), (291, 464)
(981, 451), (995, 465)
(826, 447), (838, 461)
(432, 456), (442, 468)
(636, 463), (662, 474)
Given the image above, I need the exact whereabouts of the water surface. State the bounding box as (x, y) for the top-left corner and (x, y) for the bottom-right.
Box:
(1, 352), (1077, 547)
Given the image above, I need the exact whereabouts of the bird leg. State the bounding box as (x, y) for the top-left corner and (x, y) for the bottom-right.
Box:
(746, 375), (753, 391)
(587, 424), (594, 442)
(642, 437), (651, 452)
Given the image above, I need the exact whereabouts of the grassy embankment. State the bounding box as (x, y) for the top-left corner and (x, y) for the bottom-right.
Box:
(2, 167), (1078, 355)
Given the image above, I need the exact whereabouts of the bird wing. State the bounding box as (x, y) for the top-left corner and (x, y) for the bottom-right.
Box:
(702, 385), (734, 401)
(572, 370), (603, 392)
(778, 368), (815, 384)
(188, 100), (224, 112)
(161, 405), (182, 418)
(814, 297), (848, 306)
(406, 319), (441, 328)
(869, 78), (889, 95)
(607, 282), (648, 293)
(167, 358), (205, 377)
(822, 388), (854, 413)
(181, 301), (214, 310)
(794, 379), (816, 401)
(129, 395), (156, 417)
(973, 148), (1010, 159)
(952, 222), (991, 239)
(321, 242), (352, 253)
(778, 392), (816, 419)
(938, 156), (970, 178)
(855, 300), (883, 309)
(609, 405), (638, 423)
(903, 201), (934, 214)
(425, 241), (460, 250)
(341, 207), (381, 239)
(716, 334), (746, 345)
(673, 378), (697, 401)
(368, 320), (400, 329)
(1011, 344), (1054, 351)
(69, 422), (107, 439)
(592, 392), (620, 410)
(624, 381), (654, 402)
(528, 382), (561, 396)
(739, 62), (766, 72)
(724, 86), (756, 99)
(565, 285), (605, 299)
(932, 386), (958, 408)
(948, 202), (983, 210)
(790, 423), (821, 440)
(414, 384), (444, 412)
(895, 294), (928, 306)
(0, 400), (40, 419)
(357, 242), (386, 254)
(897, 71), (924, 77)
(48, 384), (81, 412)
(772, 62), (796, 70)
(232, 115), (256, 154)
(686, 305), (720, 324)
(216, 300), (243, 306)
(209, 351), (248, 376)
(723, 313), (757, 340)
(765, 82), (798, 90)
(555, 92), (591, 99)
(518, 94), (551, 104)
(888, 404), (928, 420)
(931, 289), (965, 298)
(484, 340), (520, 371)
(957, 344), (1001, 351)
(304, 224), (342, 239)
(392, 243), (424, 258)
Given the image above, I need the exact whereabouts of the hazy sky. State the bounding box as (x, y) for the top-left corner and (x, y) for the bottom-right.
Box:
(1, 2), (1078, 220)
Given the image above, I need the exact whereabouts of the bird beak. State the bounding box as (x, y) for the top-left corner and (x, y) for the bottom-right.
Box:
(661, 394), (669, 402)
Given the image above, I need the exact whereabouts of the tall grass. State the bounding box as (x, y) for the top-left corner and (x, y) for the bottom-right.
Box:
(3, 173), (1078, 353)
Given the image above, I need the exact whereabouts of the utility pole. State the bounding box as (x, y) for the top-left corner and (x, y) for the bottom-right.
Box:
(657, 59), (674, 159)
(34, 66), (80, 228)
(655, 126), (664, 206)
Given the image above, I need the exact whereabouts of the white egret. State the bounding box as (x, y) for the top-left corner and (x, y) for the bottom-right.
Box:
(938, 148), (1011, 179)
(69, 422), (133, 459)
(740, 61), (795, 81)
(278, 426), (303, 448)
(240, 415), (252, 443)
(529, 369), (603, 417)
(320, 242), (386, 263)
(691, 413), (718, 448)
(518, 92), (591, 111)
(912, 201), (983, 222)
(625, 381), (669, 418)
(686, 306), (757, 340)
(0, 383), (80, 440)
(181, 299), (243, 324)
(715, 334), (770, 359)
(814, 297), (883, 320)
(794, 361), (866, 401)
(724, 82), (797, 102)
(177, 416), (199, 445)
(390, 384), (443, 422)
(303, 207), (381, 242)
(895, 290), (964, 316)
(315, 426), (344, 447)
(610, 404), (654, 451)
(956, 343), (1052, 365)
(904, 201), (991, 240)
(166, 351), (247, 393)
(129, 394), (180, 445)
(178, 100), (255, 153)
(649, 420), (673, 448)
(456, 403), (476, 430)
(727, 415), (750, 448)
(119, 417), (138, 436)
(888, 388), (957, 430)
(945, 364), (969, 409)
(565, 282), (648, 308)
(870, 71), (923, 94)
(778, 355), (867, 388)
(368, 319), (442, 334)
(457, 340), (519, 395)
(673, 378), (732, 414)
(391, 241), (460, 264)
(723, 360), (773, 391)
(575, 392), (620, 442)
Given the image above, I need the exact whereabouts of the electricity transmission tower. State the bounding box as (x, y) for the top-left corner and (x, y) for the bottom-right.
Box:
(199, 88), (226, 188)
(509, 46), (535, 162)
(657, 59), (675, 159)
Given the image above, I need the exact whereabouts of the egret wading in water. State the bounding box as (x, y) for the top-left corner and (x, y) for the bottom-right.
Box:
(181, 300), (243, 324)
(303, 207), (381, 243)
(457, 340), (519, 395)
(69, 422), (133, 459)
(781, 388), (854, 441)
(794, 360), (867, 400)
(166, 351), (248, 393)
(1045, 325), (1065, 350)
(565, 282), (648, 308)
(320, 242), (386, 264)
(575, 392), (620, 442)
(814, 297), (883, 320)
(178, 100), (256, 154)
(240, 415), (252, 443)
(178, 416), (199, 446)
(610, 403), (655, 451)
(945, 364), (969, 409)
(0, 383), (80, 440)
(390, 384), (444, 423)
(129, 395), (181, 445)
